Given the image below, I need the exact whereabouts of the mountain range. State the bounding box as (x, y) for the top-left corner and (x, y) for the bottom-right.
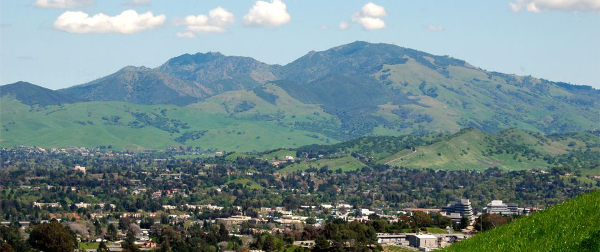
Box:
(1, 41), (598, 151)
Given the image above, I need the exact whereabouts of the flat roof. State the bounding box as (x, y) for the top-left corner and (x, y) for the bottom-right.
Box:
(416, 235), (437, 239)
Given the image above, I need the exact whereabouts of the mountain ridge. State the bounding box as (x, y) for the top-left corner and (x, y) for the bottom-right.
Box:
(0, 81), (81, 106)
(2, 41), (599, 150)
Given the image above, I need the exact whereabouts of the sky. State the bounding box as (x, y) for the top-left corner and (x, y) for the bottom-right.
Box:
(1, 0), (599, 90)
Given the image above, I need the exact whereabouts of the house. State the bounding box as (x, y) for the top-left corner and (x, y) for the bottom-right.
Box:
(408, 234), (438, 249)
(74, 165), (86, 174)
(293, 240), (315, 248)
(321, 204), (333, 209)
(360, 209), (374, 216)
(33, 202), (60, 208)
(106, 243), (123, 252)
(217, 215), (252, 226)
(336, 203), (352, 209)
(377, 233), (407, 245)
(141, 240), (158, 248)
(162, 205), (177, 210)
(75, 202), (92, 208)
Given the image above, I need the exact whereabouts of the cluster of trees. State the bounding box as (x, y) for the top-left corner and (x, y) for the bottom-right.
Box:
(1, 147), (596, 222)
(1, 213), (517, 252)
(1, 221), (76, 252)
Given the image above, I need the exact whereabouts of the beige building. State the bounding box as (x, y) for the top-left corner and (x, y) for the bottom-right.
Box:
(408, 234), (438, 249)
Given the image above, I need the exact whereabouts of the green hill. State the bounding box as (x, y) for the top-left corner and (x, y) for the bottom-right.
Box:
(0, 96), (333, 152)
(0, 81), (80, 106)
(55, 41), (599, 139)
(442, 190), (600, 252)
(381, 128), (600, 171)
(284, 128), (599, 173)
(2, 42), (599, 150)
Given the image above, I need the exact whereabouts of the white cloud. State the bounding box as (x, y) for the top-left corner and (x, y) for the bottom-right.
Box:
(351, 2), (387, 30)
(426, 24), (444, 32)
(53, 10), (166, 34)
(509, 0), (600, 13)
(176, 31), (196, 38)
(320, 24), (329, 30)
(175, 7), (235, 34)
(243, 0), (291, 27)
(338, 22), (350, 30)
(123, 0), (151, 6)
(361, 2), (387, 17)
(33, 0), (93, 8)
(353, 16), (385, 30)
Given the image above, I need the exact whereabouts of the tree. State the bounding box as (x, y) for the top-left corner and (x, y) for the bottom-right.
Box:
(459, 216), (470, 230)
(0, 243), (15, 252)
(123, 230), (140, 252)
(107, 224), (118, 241)
(97, 241), (108, 252)
(0, 226), (29, 252)
(218, 223), (229, 242)
(28, 222), (76, 252)
(262, 234), (281, 252)
(313, 236), (330, 252)
(436, 215), (453, 229)
(411, 211), (432, 228)
(475, 214), (508, 231)
(94, 220), (103, 236)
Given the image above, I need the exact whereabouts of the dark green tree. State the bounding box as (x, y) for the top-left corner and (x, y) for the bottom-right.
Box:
(107, 224), (118, 241)
(0, 226), (29, 252)
(28, 222), (76, 252)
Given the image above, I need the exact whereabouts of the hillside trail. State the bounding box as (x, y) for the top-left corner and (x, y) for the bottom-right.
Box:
(384, 149), (417, 165)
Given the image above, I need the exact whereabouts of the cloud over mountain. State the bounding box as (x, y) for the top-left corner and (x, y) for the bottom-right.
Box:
(243, 0), (291, 27)
(53, 10), (165, 34)
(175, 7), (235, 34)
(352, 2), (387, 30)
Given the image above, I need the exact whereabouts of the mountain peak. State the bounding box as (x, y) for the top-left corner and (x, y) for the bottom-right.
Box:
(164, 51), (226, 67)
(2, 81), (44, 89)
(4, 81), (39, 88)
(1, 81), (80, 106)
(119, 66), (151, 72)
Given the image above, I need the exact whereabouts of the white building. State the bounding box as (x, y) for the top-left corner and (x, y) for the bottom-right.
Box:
(74, 165), (86, 174)
(408, 234), (438, 249)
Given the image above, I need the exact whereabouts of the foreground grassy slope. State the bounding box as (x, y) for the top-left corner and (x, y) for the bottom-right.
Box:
(0, 97), (333, 152)
(443, 191), (600, 252)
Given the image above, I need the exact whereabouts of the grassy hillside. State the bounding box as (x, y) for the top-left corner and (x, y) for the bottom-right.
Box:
(383, 128), (600, 171)
(442, 190), (600, 252)
(1, 82), (80, 106)
(187, 83), (339, 136)
(47, 41), (598, 142)
(283, 128), (598, 173)
(0, 97), (334, 152)
(279, 155), (366, 173)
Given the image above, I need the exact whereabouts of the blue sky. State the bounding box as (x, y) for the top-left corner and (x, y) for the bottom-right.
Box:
(1, 0), (599, 89)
